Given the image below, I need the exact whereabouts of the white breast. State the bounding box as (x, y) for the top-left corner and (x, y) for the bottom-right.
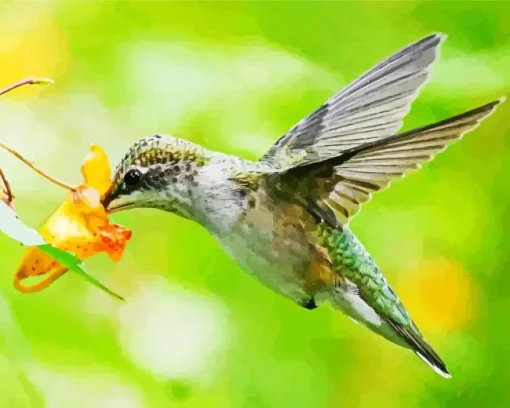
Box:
(190, 162), (311, 304)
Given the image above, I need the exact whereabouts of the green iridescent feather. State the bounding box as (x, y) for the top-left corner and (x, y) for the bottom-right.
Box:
(317, 224), (411, 326)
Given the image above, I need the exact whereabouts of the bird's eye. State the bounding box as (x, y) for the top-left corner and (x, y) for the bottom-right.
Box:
(124, 169), (142, 187)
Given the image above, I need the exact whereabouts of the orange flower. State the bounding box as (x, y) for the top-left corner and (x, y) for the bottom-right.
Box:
(14, 144), (132, 293)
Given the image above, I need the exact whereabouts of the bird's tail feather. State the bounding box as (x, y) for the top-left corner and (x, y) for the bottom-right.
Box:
(387, 319), (451, 378)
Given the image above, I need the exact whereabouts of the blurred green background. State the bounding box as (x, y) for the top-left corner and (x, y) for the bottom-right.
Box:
(0, 1), (509, 407)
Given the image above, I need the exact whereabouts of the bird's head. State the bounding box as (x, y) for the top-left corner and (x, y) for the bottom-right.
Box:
(102, 135), (211, 217)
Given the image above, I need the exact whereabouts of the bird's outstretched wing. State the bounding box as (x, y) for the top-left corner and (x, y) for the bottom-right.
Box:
(260, 34), (444, 167)
(273, 99), (503, 225)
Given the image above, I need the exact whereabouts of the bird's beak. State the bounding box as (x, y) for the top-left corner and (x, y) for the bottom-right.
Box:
(102, 193), (136, 214)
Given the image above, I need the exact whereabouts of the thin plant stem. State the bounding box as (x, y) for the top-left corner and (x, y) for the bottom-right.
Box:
(0, 168), (14, 203)
(0, 77), (73, 191)
(0, 142), (75, 191)
(0, 77), (53, 97)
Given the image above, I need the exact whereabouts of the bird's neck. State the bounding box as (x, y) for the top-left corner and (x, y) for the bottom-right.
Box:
(183, 158), (252, 235)
(150, 145), (245, 230)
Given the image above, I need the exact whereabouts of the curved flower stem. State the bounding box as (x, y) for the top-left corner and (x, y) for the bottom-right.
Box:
(14, 266), (67, 293)
(0, 77), (53, 97)
(0, 142), (75, 191)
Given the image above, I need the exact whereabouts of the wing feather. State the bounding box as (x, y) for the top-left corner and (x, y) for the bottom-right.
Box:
(276, 99), (504, 225)
(262, 34), (445, 165)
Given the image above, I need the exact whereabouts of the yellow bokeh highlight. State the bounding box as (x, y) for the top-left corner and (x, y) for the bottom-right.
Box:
(397, 257), (478, 332)
(0, 9), (68, 98)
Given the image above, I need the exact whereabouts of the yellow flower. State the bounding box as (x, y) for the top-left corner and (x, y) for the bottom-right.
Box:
(14, 145), (132, 293)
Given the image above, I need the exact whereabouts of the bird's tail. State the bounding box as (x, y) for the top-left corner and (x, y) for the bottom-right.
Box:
(323, 225), (451, 378)
(331, 290), (451, 378)
(387, 319), (451, 378)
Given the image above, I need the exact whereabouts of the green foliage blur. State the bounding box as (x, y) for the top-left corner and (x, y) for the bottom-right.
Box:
(0, 1), (509, 407)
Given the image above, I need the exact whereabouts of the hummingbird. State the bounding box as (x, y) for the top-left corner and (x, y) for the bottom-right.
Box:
(103, 33), (504, 378)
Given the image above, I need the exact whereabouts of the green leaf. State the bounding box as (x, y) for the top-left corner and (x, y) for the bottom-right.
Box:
(38, 245), (125, 301)
(0, 201), (124, 300)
